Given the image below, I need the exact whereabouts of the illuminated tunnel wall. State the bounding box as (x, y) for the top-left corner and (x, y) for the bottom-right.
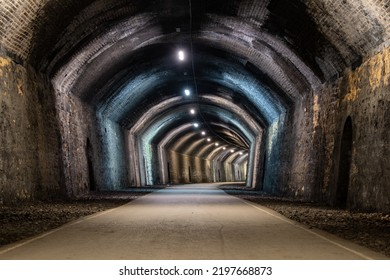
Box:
(92, 50), (289, 191)
(140, 104), (255, 186)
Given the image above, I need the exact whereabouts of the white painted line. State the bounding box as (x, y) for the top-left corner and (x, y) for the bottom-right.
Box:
(242, 200), (374, 260)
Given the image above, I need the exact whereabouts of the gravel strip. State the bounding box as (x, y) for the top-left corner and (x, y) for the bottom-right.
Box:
(0, 191), (153, 247)
(231, 193), (390, 258)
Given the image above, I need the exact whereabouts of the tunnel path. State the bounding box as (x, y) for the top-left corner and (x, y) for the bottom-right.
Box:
(0, 184), (386, 260)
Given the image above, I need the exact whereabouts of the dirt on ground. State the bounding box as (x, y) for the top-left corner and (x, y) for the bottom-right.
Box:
(229, 193), (390, 258)
(1, 189), (389, 258)
(0, 191), (150, 247)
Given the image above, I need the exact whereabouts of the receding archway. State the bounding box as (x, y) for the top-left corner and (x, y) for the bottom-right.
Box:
(335, 117), (353, 208)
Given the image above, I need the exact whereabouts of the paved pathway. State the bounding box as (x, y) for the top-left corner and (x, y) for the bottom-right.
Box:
(0, 184), (386, 259)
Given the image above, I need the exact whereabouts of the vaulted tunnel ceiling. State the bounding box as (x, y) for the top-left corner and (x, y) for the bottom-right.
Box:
(0, 0), (388, 187)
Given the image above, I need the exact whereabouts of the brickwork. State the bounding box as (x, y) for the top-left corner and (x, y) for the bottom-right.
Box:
(0, 0), (389, 212)
(332, 47), (390, 211)
(306, 0), (389, 64)
(0, 0), (46, 60)
(55, 92), (105, 196)
(284, 47), (390, 211)
(0, 53), (63, 203)
(166, 150), (246, 185)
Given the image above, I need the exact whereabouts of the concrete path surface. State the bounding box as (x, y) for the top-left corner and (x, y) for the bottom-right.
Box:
(0, 184), (387, 260)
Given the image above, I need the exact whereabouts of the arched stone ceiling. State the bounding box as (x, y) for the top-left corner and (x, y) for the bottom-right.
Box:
(1, 0), (388, 74)
(1, 0), (388, 188)
(92, 47), (287, 129)
(139, 104), (254, 154)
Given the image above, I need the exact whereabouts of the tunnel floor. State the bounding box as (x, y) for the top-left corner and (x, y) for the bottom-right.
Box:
(0, 184), (387, 260)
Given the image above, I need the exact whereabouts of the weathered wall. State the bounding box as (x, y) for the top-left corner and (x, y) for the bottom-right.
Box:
(280, 92), (324, 200)
(166, 150), (247, 185)
(167, 150), (212, 184)
(283, 47), (390, 212)
(56, 92), (106, 196)
(0, 54), (63, 203)
(96, 116), (129, 190)
(323, 47), (390, 211)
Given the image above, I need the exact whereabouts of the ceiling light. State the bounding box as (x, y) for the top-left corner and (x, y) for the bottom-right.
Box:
(239, 152), (243, 155)
(223, 147), (226, 150)
(178, 50), (185, 61)
(207, 138), (211, 142)
(230, 149), (235, 153)
(215, 143), (219, 146)
(201, 131), (206, 136)
(184, 89), (191, 96)
(193, 123), (199, 128)
(190, 109), (196, 115)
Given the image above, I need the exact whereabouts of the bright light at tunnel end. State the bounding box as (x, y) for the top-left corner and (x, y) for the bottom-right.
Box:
(178, 50), (185, 61)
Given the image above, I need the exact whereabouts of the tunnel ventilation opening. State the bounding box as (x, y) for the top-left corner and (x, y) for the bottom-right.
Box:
(188, 166), (192, 183)
(86, 138), (96, 191)
(167, 162), (171, 184)
(335, 117), (353, 208)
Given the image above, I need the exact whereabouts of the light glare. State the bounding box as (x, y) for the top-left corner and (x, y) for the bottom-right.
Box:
(178, 50), (185, 61)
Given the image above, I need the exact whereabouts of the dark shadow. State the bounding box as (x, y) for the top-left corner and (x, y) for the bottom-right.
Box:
(167, 162), (171, 184)
(335, 117), (353, 208)
(86, 138), (96, 191)
(188, 166), (192, 183)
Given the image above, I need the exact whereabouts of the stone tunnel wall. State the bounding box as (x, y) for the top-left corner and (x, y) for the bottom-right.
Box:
(56, 92), (106, 196)
(280, 91), (324, 200)
(96, 117), (129, 190)
(322, 47), (390, 212)
(282, 47), (390, 212)
(167, 150), (212, 184)
(0, 53), (63, 203)
(166, 150), (247, 185)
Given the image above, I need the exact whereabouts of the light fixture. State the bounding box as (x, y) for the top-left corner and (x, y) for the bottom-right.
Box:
(215, 143), (219, 146)
(190, 109), (196, 115)
(193, 123), (199, 128)
(239, 152), (243, 155)
(207, 138), (211, 142)
(184, 89), (191, 96)
(223, 147), (226, 150)
(230, 149), (235, 153)
(201, 131), (206, 136)
(178, 50), (185, 61)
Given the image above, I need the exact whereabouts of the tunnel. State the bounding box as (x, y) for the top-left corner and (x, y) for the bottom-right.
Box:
(0, 0), (389, 214)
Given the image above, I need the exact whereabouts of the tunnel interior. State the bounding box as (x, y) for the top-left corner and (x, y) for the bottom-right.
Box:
(0, 0), (389, 212)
